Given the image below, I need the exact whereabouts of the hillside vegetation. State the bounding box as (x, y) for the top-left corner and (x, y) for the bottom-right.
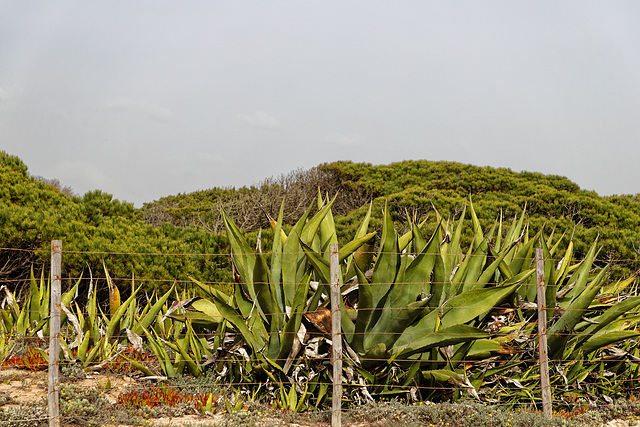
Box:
(143, 159), (640, 277)
(0, 151), (230, 294)
(2, 151), (639, 295)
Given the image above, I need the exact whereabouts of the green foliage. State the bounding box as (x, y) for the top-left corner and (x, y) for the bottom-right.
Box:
(0, 151), (230, 294)
(4, 150), (639, 296)
(320, 160), (640, 278)
(168, 195), (640, 411)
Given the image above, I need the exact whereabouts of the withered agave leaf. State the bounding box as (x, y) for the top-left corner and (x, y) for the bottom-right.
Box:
(163, 297), (198, 320)
(304, 306), (332, 336)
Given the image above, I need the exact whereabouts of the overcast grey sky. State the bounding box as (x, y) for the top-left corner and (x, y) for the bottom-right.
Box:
(1, 1), (639, 207)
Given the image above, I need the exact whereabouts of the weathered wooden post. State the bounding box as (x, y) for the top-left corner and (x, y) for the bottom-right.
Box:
(49, 240), (62, 427)
(535, 247), (552, 418)
(329, 244), (342, 427)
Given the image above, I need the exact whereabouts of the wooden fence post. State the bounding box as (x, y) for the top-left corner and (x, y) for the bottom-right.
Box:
(329, 244), (342, 427)
(49, 240), (62, 427)
(535, 247), (552, 418)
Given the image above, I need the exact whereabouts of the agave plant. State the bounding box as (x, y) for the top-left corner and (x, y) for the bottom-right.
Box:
(454, 211), (640, 407)
(3, 194), (637, 411)
(180, 194), (378, 408)
(297, 198), (542, 401)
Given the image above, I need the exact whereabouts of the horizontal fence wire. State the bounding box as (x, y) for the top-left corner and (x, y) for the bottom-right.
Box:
(1, 246), (638, 262)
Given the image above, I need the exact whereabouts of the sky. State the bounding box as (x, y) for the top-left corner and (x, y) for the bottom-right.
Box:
(1, 1), (640, 207)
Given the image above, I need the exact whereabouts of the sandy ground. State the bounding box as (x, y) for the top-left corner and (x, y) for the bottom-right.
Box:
(0, 368), (228, 426)
(3, 368), (623, 426)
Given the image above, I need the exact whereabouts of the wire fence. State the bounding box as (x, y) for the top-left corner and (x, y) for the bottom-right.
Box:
(2, 245), (639, 262)
(1, 243), (640, 425)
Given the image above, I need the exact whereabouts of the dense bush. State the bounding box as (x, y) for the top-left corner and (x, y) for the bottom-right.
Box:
(0, 151), (230, 294)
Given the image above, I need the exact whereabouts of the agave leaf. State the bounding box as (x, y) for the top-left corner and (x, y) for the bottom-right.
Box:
(122, 355), (155, 376)
(222, 209), (257, 299)
(190, 298), (223, 323)
(553, 239), (574, 291)
(394, 324), (489, 358)
(339, 231), (377, 263)
(440, 283), (520, 329)
(103, 261), (121, 316)
(76, 333), (91, 361)
(82, 336), (105, 368)
(580, 331), (640, 355)
(301, 240), (331, 286)
(168, 311), (218, 329)
(475, 240), (520, 292)
(488, 243), (515, 286)
(399, 226), (439, 307)
(55, 274), (82, 332)
(370, 200), (400, 310)
(450, 241), (475, 295)
(285, 384), (297, 412)
(300, 196), (336, 247)
(459, 237), (489, 293)
(270, 200), (286, 311)
(276, 275), (309, 365)
(106, 285), (141, 342)
(449, 203), (467, 268)
(142, 325), (176, 377)
(345, 202), (373, 275)
(39, 269), (49, 316)
(211, 292), (266, 354)
(29, 267), (41, 324)
(14, 298), (29, 336)
(361, 342), (391, 363)
(578, 296), (640, 345)
(164, 338), (201, 376)
(398, 228), (414, 253)
(317, 191), (339, 256)
(0, 309), (14, 334)
(503, 206), (527, 249)
(509, 230), (540, 276)
(234, 279), (255, 320)
(189, 277), (229, 301)
(169, 297), (224, 329)
(421, 369), (463, 383)
(187, 321), (204, 364)
(602, 274), (637, 295)
(562, 239), (598, 302)
(281, 201), (315, 306)
(548, 266), (609, 357)
(132, 283), (175, 335)
(409, 215), (431, 254)
(86, 278), (99, 343)
(364, 297), (431, 353)
(493, 210), (504, 252)
(431, 237), (448, 308)
(352, 265), (375, 354)
(253, 250), (278, 326)
(465, 338), (504, 359)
